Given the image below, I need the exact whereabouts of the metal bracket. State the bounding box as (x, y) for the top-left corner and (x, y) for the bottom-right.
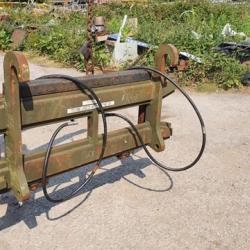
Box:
(155, 44), (179, 73)
(0, 51), (174, 202)
(3, 51), (30, 201)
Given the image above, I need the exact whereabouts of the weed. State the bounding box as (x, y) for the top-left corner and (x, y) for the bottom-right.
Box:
(0, 0), (249, 88)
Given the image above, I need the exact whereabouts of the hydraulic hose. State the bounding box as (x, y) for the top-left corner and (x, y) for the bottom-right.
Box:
(37, 74), (108, 203)
(127, 66), (206, 171)
(39, 67), (206, 203)
(106, 111), (205, 172)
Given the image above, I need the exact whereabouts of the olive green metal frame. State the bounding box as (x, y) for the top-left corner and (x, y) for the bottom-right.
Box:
(0, 48), (175, 202)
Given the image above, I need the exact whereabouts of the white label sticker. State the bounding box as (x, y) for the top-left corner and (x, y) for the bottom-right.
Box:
(67, 100), (115, 114)
(82, 100), (98, 106)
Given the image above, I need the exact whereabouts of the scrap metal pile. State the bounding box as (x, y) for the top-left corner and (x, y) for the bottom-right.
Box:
(216, 40), (250, 85)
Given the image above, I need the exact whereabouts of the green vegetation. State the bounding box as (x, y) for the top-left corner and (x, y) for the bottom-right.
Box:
(0, 0), (249, 88)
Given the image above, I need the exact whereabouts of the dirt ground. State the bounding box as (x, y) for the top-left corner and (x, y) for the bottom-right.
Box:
(0, 54), (249, 250)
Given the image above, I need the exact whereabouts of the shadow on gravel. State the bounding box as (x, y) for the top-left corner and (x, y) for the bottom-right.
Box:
(0, 155), (173, 230)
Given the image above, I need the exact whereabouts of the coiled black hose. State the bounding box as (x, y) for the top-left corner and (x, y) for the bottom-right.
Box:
(37, 75), (108, 203)
(40, 67), (206, 202)
(128, 66), (206, 171)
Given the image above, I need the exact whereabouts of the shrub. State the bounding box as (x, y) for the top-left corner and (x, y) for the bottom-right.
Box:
(0, 0), (249, 88)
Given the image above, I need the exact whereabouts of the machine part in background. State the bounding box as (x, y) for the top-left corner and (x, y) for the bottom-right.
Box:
(216, 41), (250, 65)
(0, 13), (11, 22)
(216, 40), (250, 86)
(82, 0), (94, 75)
(178, 54), (190, 71)
(93, 16), (108, 42)
(241, 72), (250, 86)
(155, 44), (179, 73)
(93, 16), (107, 35)
(155, 44), (189, 73)
(79, 42), (94, 74)
(10, 29), (27, 50)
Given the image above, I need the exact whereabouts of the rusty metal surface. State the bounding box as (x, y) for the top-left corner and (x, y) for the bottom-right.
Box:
(0, 121), (169, 192)
(84, 0), (94, 74)
(0, 13), (10, 22)
(94, 16), (105, 26)
(155, 44), (179, 73)
(116, 150), (132, 160)
(0, 123), (170, 190)
(178, 59), (189, 71)
(155, 44), (189, 73)
(137, 44), (179, 134)
(3, 51), (30, 201)
(24, 123), (170, 184)
(10, 29), (27, 50)
(154, 45), (176, 98)
(19, 70), (151, 97)
(0, 80), (154, 132)
(0, 52), (174, 201)
(145, 82), (165, 152)
(93, 16), (106, 34)
(0, 160), (8, 191)
(138, 105), (146, 124)
(0, 76), (175, 132)
(20, 81), (154, 126)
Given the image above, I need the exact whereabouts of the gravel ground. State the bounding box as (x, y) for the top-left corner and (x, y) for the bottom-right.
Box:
(0, 54), (249, 250)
